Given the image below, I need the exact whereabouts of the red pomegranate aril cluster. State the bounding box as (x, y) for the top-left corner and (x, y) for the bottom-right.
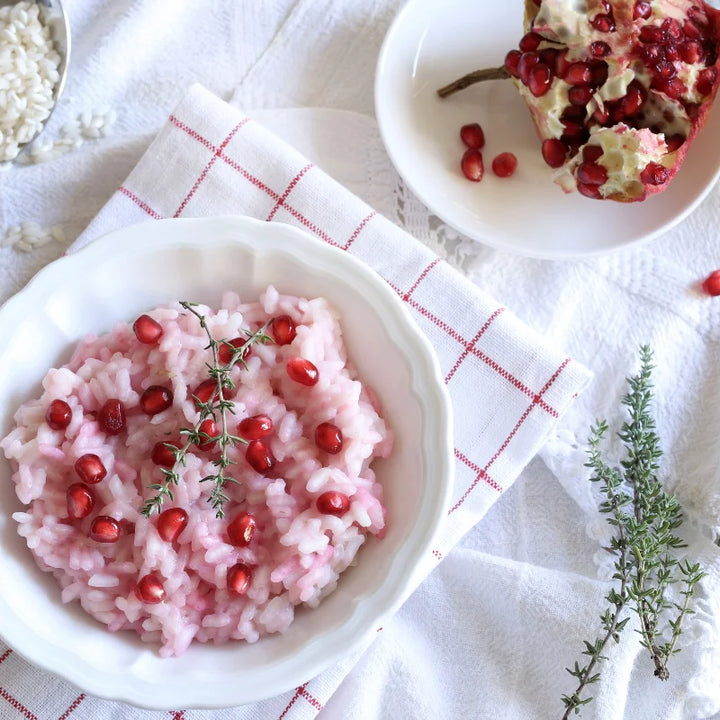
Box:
(74, 454), (107, 484)
(89, 515), (121, 543)
(315, 422), (343, 454)
(460, 123), (485, 149)
(46, 399), (72, 431)
(156, 507), (188, 542)
(702, 269), (720, 295)
(227, 512), (257, 546)
(135, 574), (165, 604)
(67, 483), (95, 520)
(287, 357), (319, 386)
(140, 385), (173, 415)
(98, 399), (126, 435)
(245, 439), (275, 474)
(133, 314), (163, 345)
(227, 563), (252, 596)
(238, 414), (273, 440)
(152, 440), (179, 467)
(271, 315), (297, 346)
(316, 491), (350, 517)
(196, 418), (219, 451)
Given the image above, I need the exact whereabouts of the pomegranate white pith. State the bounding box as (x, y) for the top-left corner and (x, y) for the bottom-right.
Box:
(507, 0), (720, 201)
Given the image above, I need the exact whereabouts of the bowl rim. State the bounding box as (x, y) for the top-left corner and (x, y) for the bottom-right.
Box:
(0, 216), (454, 709)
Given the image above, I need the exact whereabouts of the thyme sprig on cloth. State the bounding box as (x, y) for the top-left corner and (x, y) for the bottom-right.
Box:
(561, 346), (706, 718)
(140, 302), (272, 519)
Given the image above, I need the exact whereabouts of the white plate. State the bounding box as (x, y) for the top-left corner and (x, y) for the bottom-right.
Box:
(375, 0), (720, 258)
(0, 217), (453, 709)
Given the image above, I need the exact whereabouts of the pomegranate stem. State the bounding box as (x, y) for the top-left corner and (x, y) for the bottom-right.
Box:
(436, 66), (510, 98)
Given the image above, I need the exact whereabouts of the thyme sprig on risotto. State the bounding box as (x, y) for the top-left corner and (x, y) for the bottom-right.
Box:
(561, 347), (706, 719)
(140, 302), (273, 519)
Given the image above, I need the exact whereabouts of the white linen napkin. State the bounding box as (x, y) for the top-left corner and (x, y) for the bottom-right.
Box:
(0, 83), (591, 719)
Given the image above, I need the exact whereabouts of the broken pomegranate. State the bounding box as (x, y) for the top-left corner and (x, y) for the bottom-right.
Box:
(509, 0), (720, 201)
(440, 0), (720, 202)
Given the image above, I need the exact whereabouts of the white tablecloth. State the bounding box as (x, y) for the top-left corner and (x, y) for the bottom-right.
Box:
(1, 1), (720, 719)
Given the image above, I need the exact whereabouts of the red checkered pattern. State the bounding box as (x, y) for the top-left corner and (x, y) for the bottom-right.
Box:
(1, 85), (589, 719)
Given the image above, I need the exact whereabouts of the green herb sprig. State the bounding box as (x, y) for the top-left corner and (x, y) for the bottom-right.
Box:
(140, 302), (273, 519)
(561, 346), (706, 718)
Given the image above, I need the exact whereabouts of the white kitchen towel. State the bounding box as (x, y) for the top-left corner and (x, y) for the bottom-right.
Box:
(0, 83), (591, 719)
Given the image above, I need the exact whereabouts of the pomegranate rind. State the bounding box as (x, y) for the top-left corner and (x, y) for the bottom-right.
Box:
(515, 0), (720, 201)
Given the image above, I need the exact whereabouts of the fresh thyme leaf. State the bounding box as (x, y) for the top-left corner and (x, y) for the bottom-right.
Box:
(560, 347), (706, 718)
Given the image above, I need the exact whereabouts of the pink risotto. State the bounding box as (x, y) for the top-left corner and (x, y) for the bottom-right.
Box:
(0, 287), (392, 656)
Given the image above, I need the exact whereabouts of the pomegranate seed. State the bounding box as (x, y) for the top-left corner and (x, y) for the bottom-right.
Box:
(315, 422), (344, 454)
(642, 44), (665, 64)
(192, 378), (218, 409)
(683, 20), (703, 41)
(528, 63), (553, 96)
(577, 182), (603, 199)
(541, 138), (567, 168)
(590, 41), (611, 57)
(590, 60), (609, 85)
(245, 439), (275, 474)
(640, 162), (670, 185)
(702, 270), (720, 296)
(98, 399), (126, 435)
(227, 512), (257, 546)
(156, 507), (188, 542)
(227, 563), (252, 596)
(461, 148), (484, 182)
(46, 399), (72, 430)
(134, 574), (165, 604)
(132, 314), (163, 344)
(577, 162), (608, 186)
(218, 337), (250, 365)
(665, 44), (681, 62)
(555, 49), (571, 77)
(89, 515), (121, 543)
(561, 120), (587, 141)
(583, 145), (604, 163)
(66, 483), (95, 520)
(518, 52), (541, 84)
(491, 152), (518, 178)
(460, 123), (485, 149)
(152, 440), (179, 467)
(620, 80), (647, 116)
(504, 49), (522, 78)
(688, 5), (708, 28)
(562, 105), (587, 122)
(287, 357), (319, 386)
(593, 106), (610, 124)
(140, 385), (173, 415)
(662, 18), (683, 42)
(592, 14), (615, 32)
(654, 60), (676, 79)
(679, 40), (703, 63)
(519, 32), (543, 52)
(666, 134), (685, 152)
(539, 48), (559, 72)
(568, 85), (595, 106)
(271, 315), (297, 345)
(640, 25), (666, 44)
(652, 75), (686, 99)
(633, 1), (652, 20)
(74, 454), (106, 484)
(196, 418), (219, 451)
(238, 414), (273, 440)
(564, 62), (593, 85)
(316, 491), (350, 517)
(697, 67), (717, 96)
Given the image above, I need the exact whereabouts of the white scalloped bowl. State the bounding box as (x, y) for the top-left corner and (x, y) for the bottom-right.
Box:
(0, 217), (453, 709)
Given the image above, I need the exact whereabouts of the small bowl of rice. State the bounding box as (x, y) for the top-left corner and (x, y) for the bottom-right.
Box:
(0, 216), (453, 708)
